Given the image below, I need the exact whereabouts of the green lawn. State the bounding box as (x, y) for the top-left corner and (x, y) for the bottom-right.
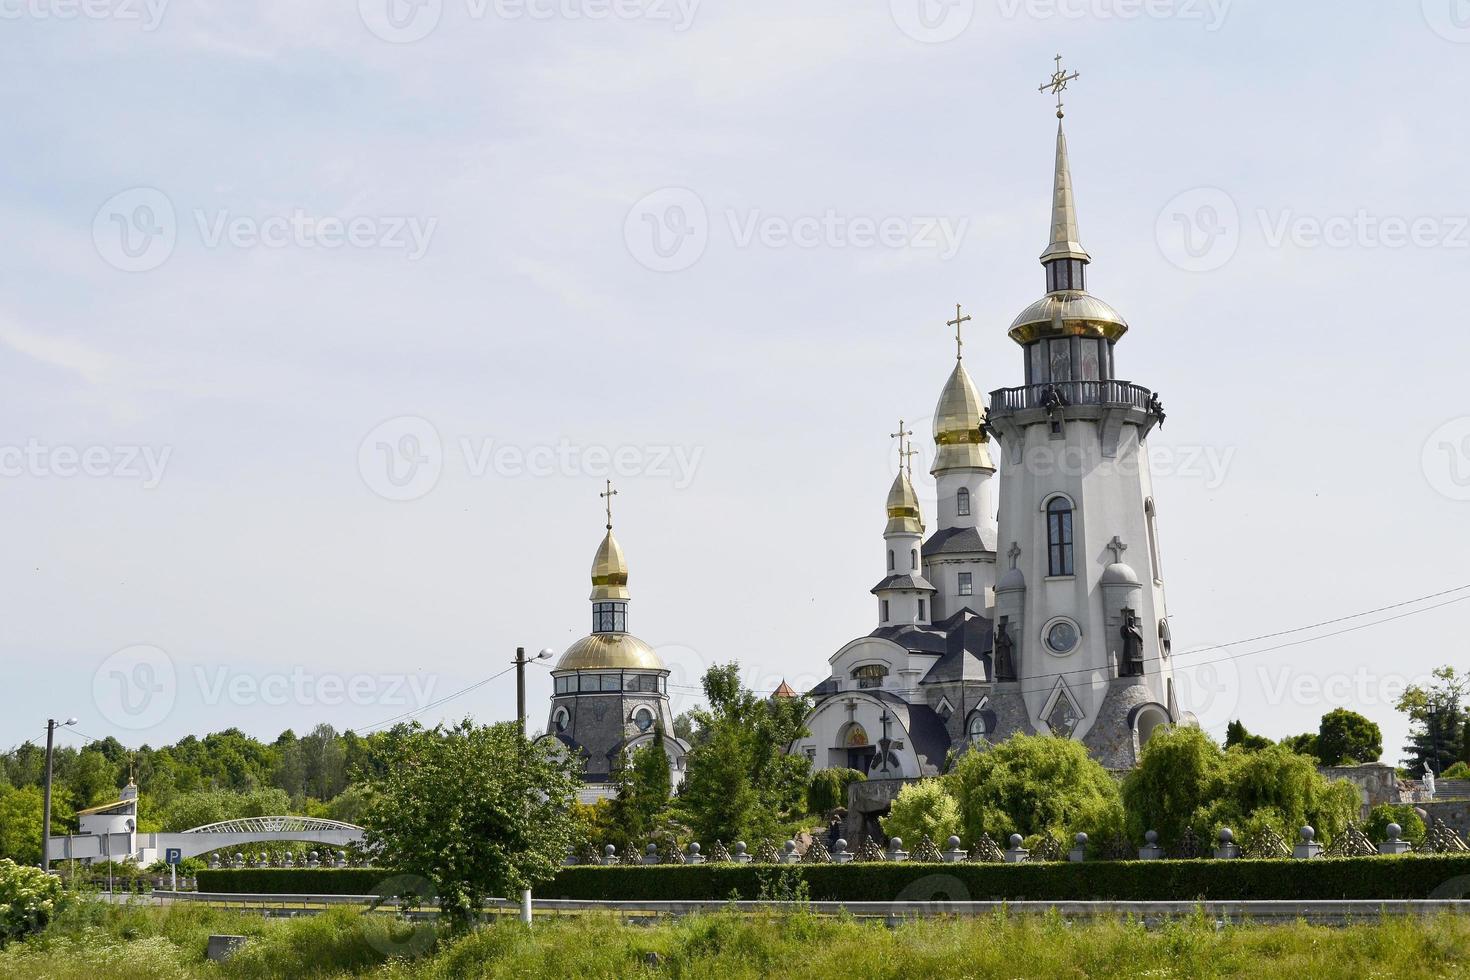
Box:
(2, 901), (1467, 979)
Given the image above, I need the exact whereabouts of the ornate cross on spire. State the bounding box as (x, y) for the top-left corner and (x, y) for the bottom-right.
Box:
(600, 479), (618, 530)
(1038, 53), (1081, 119)
(1107, 535), (1128, 563)
(947, 303), (972, 361)
(890, 419), (914, 474)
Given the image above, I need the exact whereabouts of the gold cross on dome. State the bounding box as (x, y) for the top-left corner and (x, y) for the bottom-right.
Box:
(1039, 53), (1081, 119)
(890, 419), (914, 473)
(947, 303), (972, 361)
(600, 479), (618, 530)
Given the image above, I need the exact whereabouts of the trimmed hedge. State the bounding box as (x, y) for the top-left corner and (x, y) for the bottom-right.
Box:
(199, 855), (1470, 902)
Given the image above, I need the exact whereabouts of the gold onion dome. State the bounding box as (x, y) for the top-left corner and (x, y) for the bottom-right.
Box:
(589, 529), (629, 601)
(556, 633), (665, 671)
(885, 471), (924, 535)
(932, 360), (994, 474)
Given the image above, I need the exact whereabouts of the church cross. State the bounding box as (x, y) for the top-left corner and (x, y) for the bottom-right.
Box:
(1107, 536), (1128, 563)
(600, 479), (618, 530)
(947, 303), (972, 361)
(1038, 53), (1081, 119)
(890, 419), (914, 473)
(1008, 542), (1022, 569)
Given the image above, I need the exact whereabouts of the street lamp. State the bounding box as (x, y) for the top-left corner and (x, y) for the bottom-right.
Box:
(41, 717), (78, 869)
(515, 647), (556, 738)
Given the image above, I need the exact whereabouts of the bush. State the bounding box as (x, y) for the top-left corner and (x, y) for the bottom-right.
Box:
(806, 769), (865, 816)
(198, 855), (1470, 903)
(881, 780), (961, 847)
(1365, 804), (1426, 844)
(946, 735), (1124, 843)
(1443, 762), (1470, 781)
(0, 858), (71, 945)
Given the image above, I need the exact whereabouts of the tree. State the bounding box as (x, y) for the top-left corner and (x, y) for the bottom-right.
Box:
(881, 780), (961, 847)
(1396, 667), (1469, 776)
(807, 768), (865, 816)
(1224, 720), (1271, 752)
(604, 730), (673, 849)
(1316, 708), (1382, 766)
(676, 664), (811, 846)
(362, 721), (581, 930)
(1278, 732), (1319, 760)
(1122, 725), (1223, 845)
(0, 786), (45, 865)
(945, 735), (1124, 843)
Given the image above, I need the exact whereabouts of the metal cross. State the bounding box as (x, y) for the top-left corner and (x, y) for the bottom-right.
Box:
(600, 479), (618, 530)
(1107, 535), (1128, 563)
(890, 419), (913, 473)
(1038, 53), (1081, 119)
(947, 303), (972, 361)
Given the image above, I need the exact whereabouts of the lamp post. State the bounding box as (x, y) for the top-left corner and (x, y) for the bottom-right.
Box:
(41, 717), (78, 870)
(514, 647), (556, 739)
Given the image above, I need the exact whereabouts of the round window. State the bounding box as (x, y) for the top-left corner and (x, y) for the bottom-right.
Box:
(1045, 621), (1079, 654)
(634, 709), (654, 732)
(553, 708), (569, 733)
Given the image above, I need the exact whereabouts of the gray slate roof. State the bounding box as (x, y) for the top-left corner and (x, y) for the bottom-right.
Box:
(870, 573), (938, 595)
(922, 525), (997, 558)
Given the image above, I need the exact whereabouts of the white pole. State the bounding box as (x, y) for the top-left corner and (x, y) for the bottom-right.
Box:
(520, 888), (532, 926)
(171, 862), (177, 893)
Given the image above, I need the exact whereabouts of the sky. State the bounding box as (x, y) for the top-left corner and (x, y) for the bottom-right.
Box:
(2, 0), (1468, 768)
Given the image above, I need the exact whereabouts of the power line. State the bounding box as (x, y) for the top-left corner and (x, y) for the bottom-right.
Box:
(355, 663), (520, 735)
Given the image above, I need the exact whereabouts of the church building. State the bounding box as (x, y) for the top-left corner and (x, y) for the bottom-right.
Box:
(790, 68), (1182, 775)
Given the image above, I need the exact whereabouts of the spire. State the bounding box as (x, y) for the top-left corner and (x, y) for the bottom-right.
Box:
(1040, 120), (1091, 266)
(590, 482), (629, 602)
(885, 471), (924, 536)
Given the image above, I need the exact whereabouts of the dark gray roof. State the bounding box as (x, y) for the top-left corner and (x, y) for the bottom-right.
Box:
(919, 608), (994, 685)
(860, 689), (953, 770)
(870, 573), (938, 595)
(922, 525), (997, 557)
(869, 622), (949, 654)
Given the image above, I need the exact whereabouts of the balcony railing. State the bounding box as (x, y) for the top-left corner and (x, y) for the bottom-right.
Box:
(989, 380), (1155, 415)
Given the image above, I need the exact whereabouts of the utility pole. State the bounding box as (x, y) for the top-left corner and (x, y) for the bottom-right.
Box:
(514, 647), (555, 739)
(40, 717), (77, 870)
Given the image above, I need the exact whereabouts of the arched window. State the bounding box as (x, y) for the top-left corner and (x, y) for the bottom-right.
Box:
(1145, 498), (1163, 582)
(1046, 497), (1074, 576)
(553, 706), (570, 733)
(910, 548), (919, 571)
(888, 549), (895, 571)
(852, 664), (887, 689)
(966, 712), (991, 744)
(957, 487), (971, 516)
(631, 707), (655, 732)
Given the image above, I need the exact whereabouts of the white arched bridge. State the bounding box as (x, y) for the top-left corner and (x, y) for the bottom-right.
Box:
(47, 814), (365, 866)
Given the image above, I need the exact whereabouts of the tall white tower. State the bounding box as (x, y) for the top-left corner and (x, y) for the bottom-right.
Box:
(924, 306), (999, 619)
(987, 72), (1177, 767)
(873, 429), (936, 629)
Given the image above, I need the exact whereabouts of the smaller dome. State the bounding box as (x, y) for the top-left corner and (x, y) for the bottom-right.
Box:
(1008, 291), (1129, 344)
(1101, 562), (1141, 587)
(590, 529), (629, 601)
(885, 472), (923, 535)
(556, 633), (665, 671)
(931, 362), (994, 474)
(996, 567), (1026, 592)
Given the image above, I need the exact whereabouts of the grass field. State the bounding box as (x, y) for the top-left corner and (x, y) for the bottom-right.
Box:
(2, 901), (1467, 978)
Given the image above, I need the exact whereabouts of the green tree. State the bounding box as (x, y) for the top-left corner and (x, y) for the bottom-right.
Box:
(1200, 743), (1359, 844)
(1396, 666), (1469, 776)
(1122, 725), (1223, 844)
(0, 786), (45, 865)
(1365, 803), (1425, 845)
(1316, 708), (1382, 766)
(152, 787), (293, 832)
(881, 779), (961, 846)
(1224, 720), (1271, 752)
(1278, 732), (1319, 760)
(362, 721), (581, 930)
(604, 730), (673, 849)
(62, 749), (119, 809)
(676, 664), (811, 845)
(945, 735), (1123, 843)
(807, 768), (865, 816)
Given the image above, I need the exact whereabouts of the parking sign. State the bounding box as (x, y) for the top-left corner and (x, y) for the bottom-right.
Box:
(165, 848), (182, 866)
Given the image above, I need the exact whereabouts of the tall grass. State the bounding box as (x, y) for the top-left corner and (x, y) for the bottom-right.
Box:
(2, 899), (1467, 979)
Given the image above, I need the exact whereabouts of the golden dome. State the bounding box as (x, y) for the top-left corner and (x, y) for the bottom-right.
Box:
(885, 472), (923, 535)
(590, 529), (629, 601)
(556, 632), (665, 671)
(1007, 291), (1129, 345)
(931, 361), (994, 474)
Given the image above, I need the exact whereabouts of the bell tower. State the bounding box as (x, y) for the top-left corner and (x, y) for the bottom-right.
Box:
(987, 58), (1178, 765)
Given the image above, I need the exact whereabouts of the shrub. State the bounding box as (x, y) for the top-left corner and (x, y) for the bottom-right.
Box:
(881, 780), (960, 846)
(946, 735), (1124, 843)
(0, 858), (71, 945)
(806, 769), (865, 816)
(1443, 762), (1470, 781)
(1365, 804), (1426, 844)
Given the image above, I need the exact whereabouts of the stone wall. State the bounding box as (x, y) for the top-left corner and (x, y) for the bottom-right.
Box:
(844, 777), (914, 844)
(1319, 763), (1403, 819)
(1421, 800), (1470, 840)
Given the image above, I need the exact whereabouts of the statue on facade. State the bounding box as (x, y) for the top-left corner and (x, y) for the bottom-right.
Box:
(1147, 392), (1166, 429)
(1040, 383), (1068, 412)
(1120, 609), (1145, 677)
(994, 618), (1017, 682)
